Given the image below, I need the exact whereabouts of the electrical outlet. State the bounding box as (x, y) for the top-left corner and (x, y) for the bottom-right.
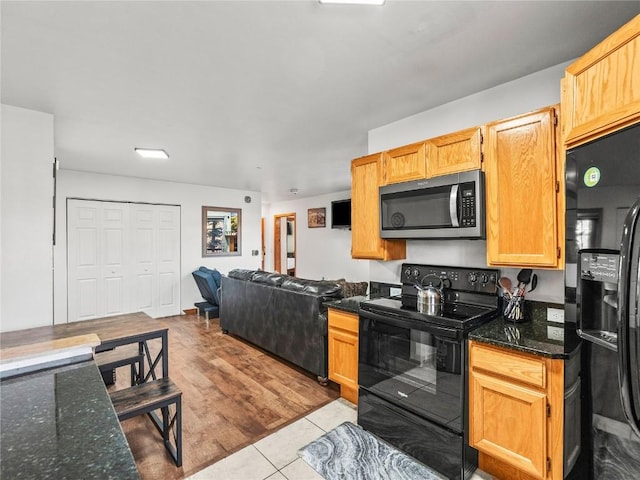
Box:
(547, 307), (564, 324)
(547, 325), (564, 341)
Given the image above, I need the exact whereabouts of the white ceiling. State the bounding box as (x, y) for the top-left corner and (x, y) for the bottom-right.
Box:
(2, 1), (639, 202)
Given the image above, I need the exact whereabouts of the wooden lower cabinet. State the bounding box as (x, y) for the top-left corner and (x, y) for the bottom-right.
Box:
(469, 341), (564, 480)
(327, 308), (359, 404)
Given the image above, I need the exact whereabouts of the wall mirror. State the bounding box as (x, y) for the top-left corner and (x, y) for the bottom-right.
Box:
(202, 206), (241, 256)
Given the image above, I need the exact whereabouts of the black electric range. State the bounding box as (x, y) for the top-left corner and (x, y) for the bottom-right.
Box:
(357, 264), (500, 480)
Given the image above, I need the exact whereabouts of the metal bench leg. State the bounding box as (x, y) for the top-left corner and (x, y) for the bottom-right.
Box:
(159, 400), (182, 467)
(130, 363), (136, 387)
(175, 397), (182, 467)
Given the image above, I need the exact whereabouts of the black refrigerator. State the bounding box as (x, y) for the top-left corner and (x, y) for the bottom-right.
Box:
(565, 122), (640, 479)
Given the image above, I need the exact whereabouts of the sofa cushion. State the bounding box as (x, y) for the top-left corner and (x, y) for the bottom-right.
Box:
(281, 277), (342, 297)
(251, 271), (288, 287)
(228, 269), (258, 281)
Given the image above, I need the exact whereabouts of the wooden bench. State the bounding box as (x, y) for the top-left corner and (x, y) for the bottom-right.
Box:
(95, 346), (144, 386)
(110, 378), (182, 467)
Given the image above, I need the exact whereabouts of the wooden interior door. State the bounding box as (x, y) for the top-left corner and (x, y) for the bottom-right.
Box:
(273, 213), (295, 275)
(274, 217), (282, 273)
(261, 217), (265, 270)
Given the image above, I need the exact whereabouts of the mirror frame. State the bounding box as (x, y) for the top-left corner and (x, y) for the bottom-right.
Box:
(202, 206), (242, 257)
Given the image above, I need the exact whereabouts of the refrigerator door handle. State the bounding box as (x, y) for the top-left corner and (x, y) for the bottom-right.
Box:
(618, 196), (640, 438)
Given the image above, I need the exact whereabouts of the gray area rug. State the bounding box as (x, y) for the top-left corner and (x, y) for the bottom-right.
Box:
(298, 421), (447, 480)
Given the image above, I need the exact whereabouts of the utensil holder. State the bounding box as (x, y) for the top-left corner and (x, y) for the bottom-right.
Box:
(504, 295), (526, 322)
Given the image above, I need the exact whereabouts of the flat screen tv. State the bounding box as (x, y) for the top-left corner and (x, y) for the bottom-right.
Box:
(331, 199), (351, 229)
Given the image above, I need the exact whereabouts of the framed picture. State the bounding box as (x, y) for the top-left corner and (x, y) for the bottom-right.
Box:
(308, 207), (326, 228)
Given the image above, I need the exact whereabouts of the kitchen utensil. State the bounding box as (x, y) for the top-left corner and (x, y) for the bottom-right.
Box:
(528, 274), (538, 293)
(517, 268), (533, 289)
(498, 277), (513, 298)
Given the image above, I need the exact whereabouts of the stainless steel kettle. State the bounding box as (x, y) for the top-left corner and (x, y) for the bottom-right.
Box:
(415, 275), (444, 315)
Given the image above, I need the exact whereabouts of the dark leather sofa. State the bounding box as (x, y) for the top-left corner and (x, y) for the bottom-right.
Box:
(219, 269), (344, 382)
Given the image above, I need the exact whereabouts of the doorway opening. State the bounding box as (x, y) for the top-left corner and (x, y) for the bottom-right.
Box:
(273, 213), (296, 276)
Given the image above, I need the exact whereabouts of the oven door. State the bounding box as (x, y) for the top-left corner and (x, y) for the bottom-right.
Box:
(359, 308), (465, 433)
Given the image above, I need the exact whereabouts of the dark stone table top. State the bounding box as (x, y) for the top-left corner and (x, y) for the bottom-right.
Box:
(0, 360), (139, 479)
(469, 301), (573, 359)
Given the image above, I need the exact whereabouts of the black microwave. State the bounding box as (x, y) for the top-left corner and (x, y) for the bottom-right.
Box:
(379, 169), (485, 239)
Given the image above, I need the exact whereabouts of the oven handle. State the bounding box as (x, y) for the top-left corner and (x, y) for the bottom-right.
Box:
(359, 308), (460, 340)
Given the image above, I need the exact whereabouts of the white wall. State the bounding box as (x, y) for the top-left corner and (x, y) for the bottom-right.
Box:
(54, 170), (262, 324)
(1, 105), (54, 332)
(367, 62), (571, 303)
(264, 191), (369, 283)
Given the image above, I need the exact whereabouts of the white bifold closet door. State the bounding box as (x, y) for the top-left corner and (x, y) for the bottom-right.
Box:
(67, 199), (180, 322)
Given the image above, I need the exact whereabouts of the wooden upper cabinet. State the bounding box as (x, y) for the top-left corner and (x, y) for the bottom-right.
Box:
(485, 106), (560, 268)
(351, 153), (406, 260)
(381, 142), (427, 185)
(426, 127), (483, 177)
(562, 14), (640, 146)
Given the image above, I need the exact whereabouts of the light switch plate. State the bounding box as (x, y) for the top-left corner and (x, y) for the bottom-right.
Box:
(547, 307), (564, 324)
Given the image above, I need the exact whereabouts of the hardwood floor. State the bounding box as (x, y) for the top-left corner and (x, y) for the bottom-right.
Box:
(111, 313), (339, 479)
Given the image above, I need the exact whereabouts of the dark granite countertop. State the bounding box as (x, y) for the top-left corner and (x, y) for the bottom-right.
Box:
(325, 295), (368, 314)
(0, 360), (139, 480)
(469, 301), (571, 359)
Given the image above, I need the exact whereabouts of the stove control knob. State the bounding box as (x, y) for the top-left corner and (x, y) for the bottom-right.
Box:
(480, 273), (489, 285)
(412, 268), (420, 278)
(404, 267), (412, 278)
(467, 272), (478, 284)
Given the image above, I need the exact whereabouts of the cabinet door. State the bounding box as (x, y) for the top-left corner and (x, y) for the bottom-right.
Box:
(351, 154), (406, 260)
(328, 327), (358, 387)
(563, 15), (640, 146)
(485, 106), (559, 267)
(382, 142), (427, 185)
(470, 370), (548, 480)
(426, 127), (482, 177)
(328, 309), (359, 404)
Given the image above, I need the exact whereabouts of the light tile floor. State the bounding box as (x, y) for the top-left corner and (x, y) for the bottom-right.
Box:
(187, 398), (495, 480)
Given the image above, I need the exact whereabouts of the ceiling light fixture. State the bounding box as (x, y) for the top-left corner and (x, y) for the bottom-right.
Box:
(134, 148), (169, 159)
(319, 0), (385, 4)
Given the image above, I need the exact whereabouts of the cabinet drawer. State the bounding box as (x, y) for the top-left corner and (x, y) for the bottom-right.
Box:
(470, 342), (546, 389)
(328, 309), (359, 334)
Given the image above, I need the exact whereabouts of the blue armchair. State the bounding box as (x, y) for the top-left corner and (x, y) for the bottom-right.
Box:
(192, 267), (222, 320)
